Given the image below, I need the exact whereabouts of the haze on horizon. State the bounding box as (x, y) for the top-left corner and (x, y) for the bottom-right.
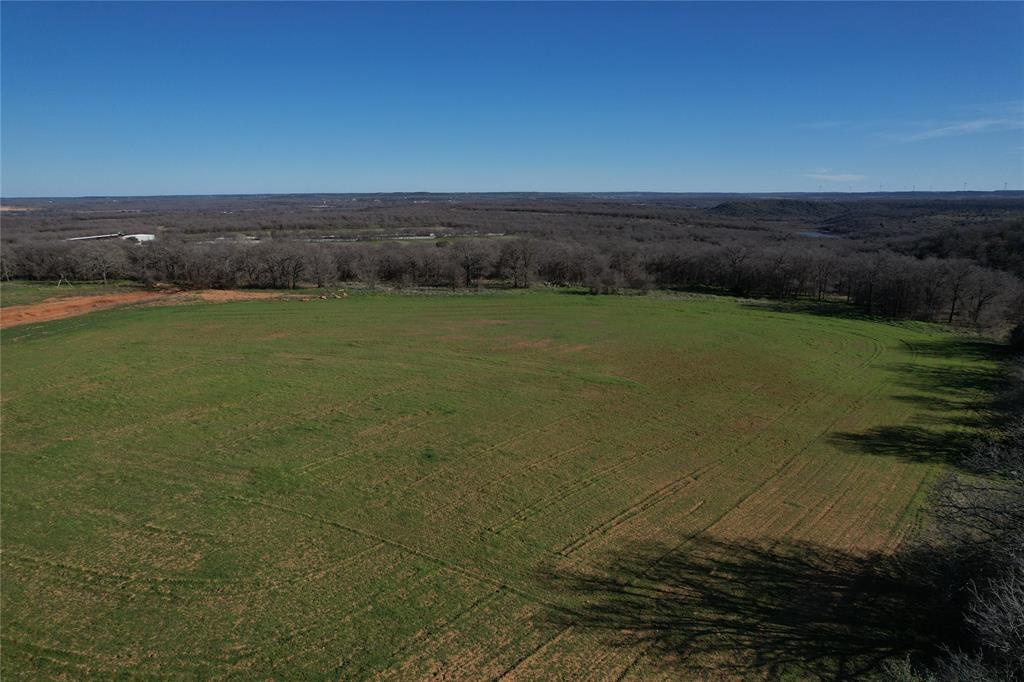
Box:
(1, 2), (1022, 198)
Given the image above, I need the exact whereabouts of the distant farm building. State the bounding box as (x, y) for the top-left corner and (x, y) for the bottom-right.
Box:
(65, 232), (155, 243)
(66, 233), (122, 242)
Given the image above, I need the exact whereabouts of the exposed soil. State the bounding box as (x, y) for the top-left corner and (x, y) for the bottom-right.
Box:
(0, 289), (294, 329)
(191, 290), (283, 302)
(0, 291), (173, 328)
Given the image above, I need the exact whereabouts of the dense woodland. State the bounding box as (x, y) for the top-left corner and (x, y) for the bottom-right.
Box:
(2, 193), (1023, 328)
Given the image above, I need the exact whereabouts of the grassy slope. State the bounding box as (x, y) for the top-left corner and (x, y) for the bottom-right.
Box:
(0, 292), (1000, 679)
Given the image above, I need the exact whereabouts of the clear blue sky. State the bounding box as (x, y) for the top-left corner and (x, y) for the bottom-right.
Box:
(2, 1), (1022, 196)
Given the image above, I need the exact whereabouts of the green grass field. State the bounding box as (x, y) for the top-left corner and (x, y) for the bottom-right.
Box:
(0, 280), (145, 308)
(0, 291), (1001, 679)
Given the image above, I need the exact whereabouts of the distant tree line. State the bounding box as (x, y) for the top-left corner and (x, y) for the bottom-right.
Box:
(3, 196), (1023, 276)
(2, 235), (1021, 327)
(0, 231), (1019, 327)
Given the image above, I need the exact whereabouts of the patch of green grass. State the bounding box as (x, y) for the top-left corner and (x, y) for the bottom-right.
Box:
(0, 291), (1000, 678)
(251, 464), (305, 495)
(0, 279), (145, 307)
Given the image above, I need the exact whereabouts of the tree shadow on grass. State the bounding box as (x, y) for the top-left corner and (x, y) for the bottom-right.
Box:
(889, 389), (996, 429)
(830, 426), (979, 464)
(534, 316), (1008, 677)
(887, 362), (1005, 399)
(833, 337), (1011, 469)
(741, 299), (881, 323)
(901, 337), (1010, 363)
(741, 302), (1016, 358)
(541, 536), (957, 680)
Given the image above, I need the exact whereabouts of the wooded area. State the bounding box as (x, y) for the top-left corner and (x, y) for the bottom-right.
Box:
(2, 193), (1022, 327)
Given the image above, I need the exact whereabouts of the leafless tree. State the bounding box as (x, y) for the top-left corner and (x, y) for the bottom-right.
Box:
(946, 259), (975, 324)
(0, 246), (21, 281)
(963, 269), (1008, 327)
(350, 248), (381, 288)
(305, 244), (338, 288)
(499, 239), (541, 288)
(450, 239), (494, 288)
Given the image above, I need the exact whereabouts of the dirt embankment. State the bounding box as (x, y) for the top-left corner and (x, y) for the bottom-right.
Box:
(0, 289), (293, 329)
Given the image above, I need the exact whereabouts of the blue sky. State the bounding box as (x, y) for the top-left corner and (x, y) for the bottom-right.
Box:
(2, 2), (1022, 196)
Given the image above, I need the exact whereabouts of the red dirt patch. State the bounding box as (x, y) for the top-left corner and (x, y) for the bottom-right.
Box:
(0, 291), (173, 329)
(191, 290), (283, 302)
(0, 289), (294, 329)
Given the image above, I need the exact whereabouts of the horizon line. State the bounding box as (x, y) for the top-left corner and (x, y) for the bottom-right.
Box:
(3, 189), (1023, 201)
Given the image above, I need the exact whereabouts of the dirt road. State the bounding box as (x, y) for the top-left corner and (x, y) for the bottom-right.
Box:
(0, 289), (290, 329)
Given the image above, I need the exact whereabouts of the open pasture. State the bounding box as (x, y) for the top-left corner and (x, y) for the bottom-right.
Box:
(0, 292), (1000, 679)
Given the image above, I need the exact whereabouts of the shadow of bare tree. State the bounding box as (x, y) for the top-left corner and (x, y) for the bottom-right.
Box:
(900, 338), (1010, 363)
(535, 319), (1013, 678)
(829, 425), (979, 464)
(742, 299), (880, 323)
(830, 337), (1012, 470)
(887, 362), (1005, 399)
(541, 536), (959, 680)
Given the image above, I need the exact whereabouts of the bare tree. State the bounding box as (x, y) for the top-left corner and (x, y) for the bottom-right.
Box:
(963, 269), (1007, 327)
(810, 250), (839, 301)
(351, 248), (381, 288)
(450, 239), (494, 288)
(306, 245), (338, 288)
(0, 246), (21, 281)
(946, 259), (974, 324)
(260, 243), (306, 289)
(498, 239), (541, 288)
(918, 258), (949, 321)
